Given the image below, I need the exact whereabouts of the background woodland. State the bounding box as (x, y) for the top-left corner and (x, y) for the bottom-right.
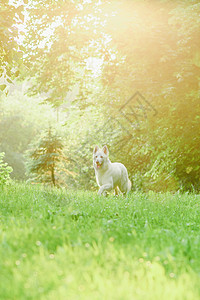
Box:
(1, 0), (200, 192)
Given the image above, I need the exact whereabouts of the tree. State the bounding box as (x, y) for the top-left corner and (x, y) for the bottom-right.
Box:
(99, 0), (200, 191)
(23, 0), (116, 107)
(0, 86), (59, 180)
(16, 0), (200, 191)
(0, 0), (25, 91)
(26, 128), (65, 186)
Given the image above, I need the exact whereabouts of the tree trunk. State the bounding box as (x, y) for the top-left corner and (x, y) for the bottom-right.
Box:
(51, 165), (56, 186)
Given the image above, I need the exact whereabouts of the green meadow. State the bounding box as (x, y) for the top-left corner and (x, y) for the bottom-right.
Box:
(1, 183), (200, 300)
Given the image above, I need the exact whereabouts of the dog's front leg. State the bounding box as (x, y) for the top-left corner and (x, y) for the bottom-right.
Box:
(98, 183), (113, 196)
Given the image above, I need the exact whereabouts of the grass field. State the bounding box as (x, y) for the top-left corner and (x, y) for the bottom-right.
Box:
(1, 183), (200, 299)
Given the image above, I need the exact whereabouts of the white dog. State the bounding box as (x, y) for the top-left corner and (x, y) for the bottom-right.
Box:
(93, 145), (131, 196)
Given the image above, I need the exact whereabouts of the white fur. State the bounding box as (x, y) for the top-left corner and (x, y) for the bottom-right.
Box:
(93, 145), (131, 196)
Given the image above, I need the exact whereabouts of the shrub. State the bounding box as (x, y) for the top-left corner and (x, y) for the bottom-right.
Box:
(0, 152), (13, 186)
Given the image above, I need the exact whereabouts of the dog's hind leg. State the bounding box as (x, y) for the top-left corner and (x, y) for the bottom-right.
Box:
(119, 179), (131, 195)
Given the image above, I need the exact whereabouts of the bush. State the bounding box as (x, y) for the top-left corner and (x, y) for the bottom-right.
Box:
(0, 152), (13, 186)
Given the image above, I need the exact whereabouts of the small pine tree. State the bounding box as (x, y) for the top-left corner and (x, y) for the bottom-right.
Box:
(26, 128), (65, 186)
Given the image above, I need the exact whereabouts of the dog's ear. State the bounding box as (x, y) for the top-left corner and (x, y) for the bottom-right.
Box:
(103, 145), (109, 155)
(93, 145), (99, 154)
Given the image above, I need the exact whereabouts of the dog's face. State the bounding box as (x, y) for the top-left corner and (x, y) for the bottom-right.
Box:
(93, 145), (109, 170)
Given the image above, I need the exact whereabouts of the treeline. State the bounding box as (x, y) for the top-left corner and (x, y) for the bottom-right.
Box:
(0, 0), (200, 191)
